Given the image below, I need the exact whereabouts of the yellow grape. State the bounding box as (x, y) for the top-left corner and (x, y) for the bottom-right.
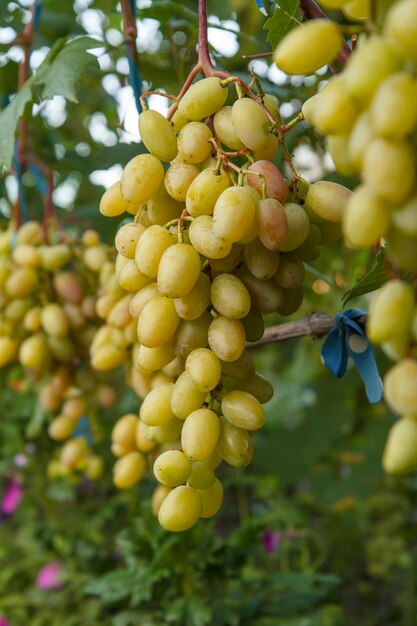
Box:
(173, 272), (211, 320)
(136, 341), (176, 372)
(171, 371), (207, 419)
(173, 312), (211, 358)
(135, 225), (175, 278)
(392, 193), (417, 237)
(107, 295), (132, 329)
(82, 244), (107, 272)
(164, 162), (200, 201)
(306, 181), (351, 224)
(118, 260), (152, 292)
(246, 160), (288, 204)
(211, 273), (251, 319)
(187, 461), (215, 489)
(186, 168), (230, 217)
(85, 456), (104, 481)
(316, 221), (342, 244)
(221, 350), (255, 382)
(313, 79), (358, 135)
(222, 390), (265, 430)
(140, 382), (175, 426)
(384, 359), (417, 415)
(213, 186), (258, 243)
(263, 93), (280, 119)
(145, 417), (183, 444)
(342, 0), (370, 20)
(385, 228), (417, 271)
(280, 203), (310, 252)
(158, 485), (202, 532)
(199, 478), (224, 518)
(48, 415), (76, 441)
(147, 184), (184, 226)
(326, 134), (357, 176)
(301, 94), (320, 126)
(252, 133), (279, 161)
(48, 336), (76, 363)
(231, 98), (269, 150)
(138, 109), (178, 162)
(188, 215), (232, 259)
(382, 417), (417, 474)
(177, 122), (213, 164)
(181, 408), (220, 461)
(19, 334), (51, 370)
(177, 77), (228, 121)
(135, 418), (156, 452)
(367, 280), (414, 344)
(255, 198), (288, 251)
(153, 450), (192, 486)
(241, 308), (264, 343)
(40, 303), (69, 337)
(99, 181), (138, 217)
(384, 0), (417, 62)
(274, 20), (343, 75)
(137, 295), (180, 348)
(185, 348), (221, 392)
(53, 272), (84, 304)
(217, 417), (253, 467)
(213, 106), (244, 150)
(111, 413), (138, 452)
(371, 73), (417, 140)
(115, 222), (145, 259)
(121, 154), (165, 205)
(60, 437), (89, 469)
(12, 244), (41, 268)
(113, 451), (146, 489)
(362, 138), (415, 204)
(208, 316), (246, 362)
(223, 371), (273, 404)
(157, 243), (201, 298)
(347, 110), (375, 171)
(209, 244), (242, 273)
(5, 298), (33, 321)
(238, 266), (284, 314)
(243, 238), (280, 280)
(151, 485), (172, 516)
(91, 343), (126, 370)
(62, 396), (86, 420)
(5, 267), (38, 298)
(343, 185), (391, 248)
(15, 221), (43, 246)
(274, 256), (305, 289)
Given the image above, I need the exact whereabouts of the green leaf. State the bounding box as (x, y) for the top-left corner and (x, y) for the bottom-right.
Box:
(263, 0), (303, 48)
(342, 247), (397, 305)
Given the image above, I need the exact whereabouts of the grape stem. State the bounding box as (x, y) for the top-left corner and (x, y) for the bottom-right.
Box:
(247, 312), (366, 349)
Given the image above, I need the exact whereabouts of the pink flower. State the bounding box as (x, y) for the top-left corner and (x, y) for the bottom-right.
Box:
(36, 561), (64, 590)
(1, 478), (23, 515)
(0, 617), (9, 626)
(263, 530), (281, 553)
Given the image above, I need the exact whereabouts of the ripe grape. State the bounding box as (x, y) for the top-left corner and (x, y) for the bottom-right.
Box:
(158, 485), (202, 531)
(138, 109), (178, 162)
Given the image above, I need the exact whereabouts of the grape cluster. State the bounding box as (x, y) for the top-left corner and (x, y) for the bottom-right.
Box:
(276, 0), (417, 474)
(0, 221), (115, 479)
(98, 73), (350, 531)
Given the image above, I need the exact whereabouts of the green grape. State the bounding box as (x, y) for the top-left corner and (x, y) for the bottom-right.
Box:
(181, 408), (220, 461)
(40, 303), (69, 337)
(211, 273), (251, 319)
(171, 371), (207, 419)
(238, 266), (284, 313)
(145, 417), (183, 444)
(306, 181), (352, 223)
(221, 390), (265, 430)
(222, 372), (273, 404)
(246, 160), (288, 204)
(231, 98), (269, 150)
(185, 348), (221, 392)
(326, 134), (357, 176)
(99, 181), (138, 217)
(368, 280), (414, 344)
(343, 185), (391, 248)
(153, 450), (192, 487)
(147, 184), (184, 226)
(312, 78), (359, 135)
(221, 350), (255, 382)
(188, 215), (232, 259)
(343, 35), (402, 104)
(12, 244), (41, 268)
(48, 336), (76, 362)
(274, 20), (343, 75)
(301, 93), (320, 126)
(121, 154), (165, 204)
(252, 133), (279, 161)
(342, 0), (370, 20)
(363, 138), (415, 204)
(138, 109), (178, 162)
(129, 283), (160, 318)
(371, 73), (417, 139)
(19, 334), (51, 371)
(255, 198), (288, 251)
(213, 106), (244, 150)
(113, 451), (146, 489)
(15, 221), (43, 246)
(243, 238), (280, 280)
(385, 228), (417, 270)
(158, 485), (202, 531)
(177, 77), (228, 121)
(0, 337), (18, 367)
(187, 461), (215, 489)
(165, 164), (200, 205)
(278, 286), (305, 316)
(217, 417), (253, 467)
(118, 260), (152, 292)
(382, 417), (417, 474)
(135, 225), (175, 278)
(174, 272), (211, 320)
(157, 243), (201, 298)
(384, 359), (417, 415)
(136, 341), (176, 372)
(5, 267), (38, 298)
(280, 203), (311, 251)
(392, 192), (417, 237)
(115, 223), (145, 259)
(347, 110), (375, 170)
(274, 256), (305, 289)
(263, 93), (280, 119)
(140, 382), (175, 426)
(151, 485), (172, 516)
(241, 307), (265, 342)
(137, 295), (180, 348)
(173, 311), (211, 358)
(5, 298), (33, 322)
(177, 122), (213, 164)
(209, 244), (242, 273)
(199, 478), (224, 518)
(316, 221), (342, 244)
(213, 186), (258, 243)
(170, 108), (188, 131)
(384, 0), (417, 62)
(111, 413), (138, 452)
(186, 168), (230, 217)
(208, 316), (246, 362)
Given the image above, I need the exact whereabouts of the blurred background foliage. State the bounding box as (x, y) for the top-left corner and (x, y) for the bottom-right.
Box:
(1, 1), (416, 625)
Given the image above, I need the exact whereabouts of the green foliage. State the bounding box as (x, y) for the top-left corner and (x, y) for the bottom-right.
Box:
(263, 0), (303, 48)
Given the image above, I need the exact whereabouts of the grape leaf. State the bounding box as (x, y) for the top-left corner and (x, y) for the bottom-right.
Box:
(263, 0), (303, 48)
(342, 247), (392, 305)
(0, 36), (101, 168)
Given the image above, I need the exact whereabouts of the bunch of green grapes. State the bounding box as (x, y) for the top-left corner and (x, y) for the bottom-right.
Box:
(97, 71), (351, 532)
(274, 0), (417, 474)
(0, 221), (117, 479)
